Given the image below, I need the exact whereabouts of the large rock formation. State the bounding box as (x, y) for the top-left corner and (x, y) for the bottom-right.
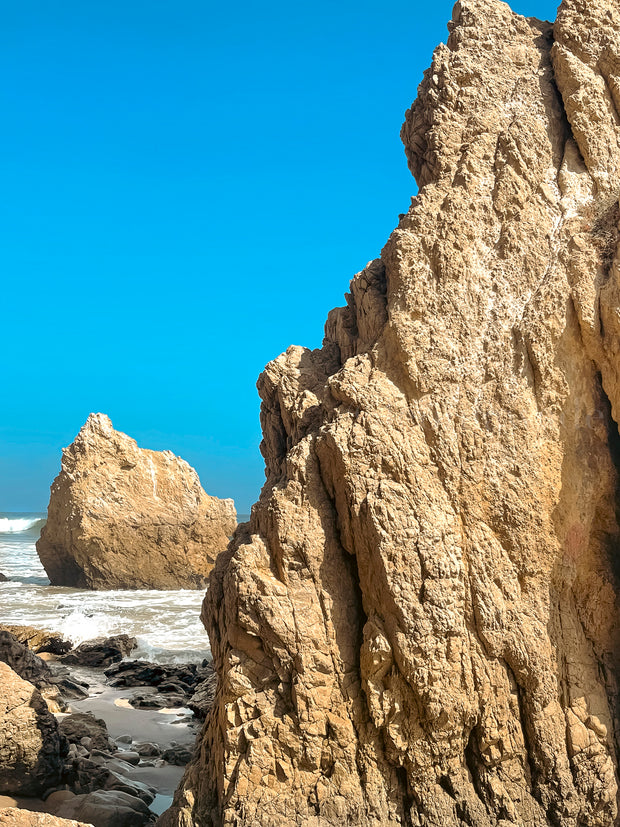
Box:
(164, 0), (620, 824)
(37, 414), (236, 590)
(0, 663), (65, 796)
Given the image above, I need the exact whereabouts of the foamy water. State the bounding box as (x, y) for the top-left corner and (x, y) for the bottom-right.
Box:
(0, 512), (240, 664)
(0, 516), (46, 534)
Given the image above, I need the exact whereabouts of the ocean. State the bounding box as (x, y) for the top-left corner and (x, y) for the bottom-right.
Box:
(0, 512), (242, 664)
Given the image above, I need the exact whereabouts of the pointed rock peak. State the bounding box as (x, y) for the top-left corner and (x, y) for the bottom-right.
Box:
(81, 412), (114, 439)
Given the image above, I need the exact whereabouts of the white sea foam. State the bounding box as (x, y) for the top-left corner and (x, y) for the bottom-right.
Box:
(56, 609), (115, 644)
(0, 517), (45, 533)
(0, 518), (211, 663)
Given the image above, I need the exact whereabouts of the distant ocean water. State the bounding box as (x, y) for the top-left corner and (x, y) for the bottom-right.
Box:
(0, 512), (249, 664)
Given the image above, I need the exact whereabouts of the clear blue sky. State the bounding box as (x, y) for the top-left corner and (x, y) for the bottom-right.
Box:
(0, 0), (559, 514)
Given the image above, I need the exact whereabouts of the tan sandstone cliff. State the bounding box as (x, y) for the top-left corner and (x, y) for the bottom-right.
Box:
(37, 414), (236, 590)
(163, 0), (620, 824)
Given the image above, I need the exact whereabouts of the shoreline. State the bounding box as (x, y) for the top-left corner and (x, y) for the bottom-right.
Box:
(0, 638), (206, 824)
(61, 663), (198, 816)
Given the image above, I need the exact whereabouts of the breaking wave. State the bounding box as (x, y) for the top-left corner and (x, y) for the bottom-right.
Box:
(0, 517), (45, 534)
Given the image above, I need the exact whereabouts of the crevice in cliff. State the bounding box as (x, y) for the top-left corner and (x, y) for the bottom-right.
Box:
(463, 727), (489, 817)
(597, 372), (620, 586)
(505, 662), (543, 812)
(395, 765), (415, 827)
(592, 374), (620, 778)
(313, 439), (368, 653)
(592, 197), (620, 275)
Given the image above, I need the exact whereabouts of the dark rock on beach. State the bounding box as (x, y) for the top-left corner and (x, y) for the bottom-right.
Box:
(104, 658), (216, 716)
(61, 635), (137, 669)
(104, 658), (212, 690)
(187, 671), (217, 719)
(0, 631), (53, 685)
(134, 743), (161, 758)
(104, 661), (188, 688)
(0, 626), (72, 656)
(129, 692), (186, 710)
(55, 789), (156, 827)
(58, 713), (112, 753)
(48, 674), (89, 701)
(160, 746), (192, 767)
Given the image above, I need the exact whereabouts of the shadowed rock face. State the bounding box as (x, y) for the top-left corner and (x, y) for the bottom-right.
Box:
(0, 662), (65, 796)
(163, 0), (620, 824)
(37, 414), (236, 590)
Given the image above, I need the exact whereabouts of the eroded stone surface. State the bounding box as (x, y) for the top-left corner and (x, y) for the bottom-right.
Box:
(36, 414), (236, 590)
(0, 809), (90, 827)
(0, 663), (64, 797)
(163, 0), (620, 824)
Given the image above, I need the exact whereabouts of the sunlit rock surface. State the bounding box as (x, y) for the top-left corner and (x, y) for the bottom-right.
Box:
(0, 663), (64, 797)
(163, 0), (620, 823)
(37, 414), (236, 590)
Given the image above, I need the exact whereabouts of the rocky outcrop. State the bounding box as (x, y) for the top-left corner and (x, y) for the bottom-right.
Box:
(36, 414), (236, 590)
(0, 632), (54, 687)
(104, 658), (216, 716)
(55, 790), (156, 827)
(0, 632), (74, 713)
(58, 713), (113, 754)
(0, 810), (90, 827)
(0, 663), (65, 796)
(0, 626), (71, 656)
(162, 0), (620, 825)
(60, 636), (137, 669)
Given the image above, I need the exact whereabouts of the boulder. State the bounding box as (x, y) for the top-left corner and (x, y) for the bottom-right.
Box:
(0, 574), (8, 583)
(0, 662), (65, 796)
(56, 790), (155, 826)
(111, 753), (139, 767)
(0, 633), (74, 713)
(160, 747), (192, 767)
(103, 659), (213, 715)
(48, 678), (88, 702)
(0, 809), (90, 827)
(128, 692), (185, 711)
(162, 0), (620, 825)
(60, 636), (137, 669)
(0, 627), (72, 656)
(0, 632), (53, 687)
(62, 757), (154, 806)
(36, 413), (236, 589)
(133, 745), (160, 759)
(58, 714), (112, 754)
(104, 660), (201, 691)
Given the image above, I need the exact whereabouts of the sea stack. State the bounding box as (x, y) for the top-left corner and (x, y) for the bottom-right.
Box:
(36, 414), (236, 590)
(163, 0), (620, 825)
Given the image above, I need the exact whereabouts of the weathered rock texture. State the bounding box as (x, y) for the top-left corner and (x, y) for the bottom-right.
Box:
(0, 663), (65, 796)
(37, 414), (236, 590)
(0, 810), (90, 827)
(0, 626), (71, 656)
(164, 0), (620, 825)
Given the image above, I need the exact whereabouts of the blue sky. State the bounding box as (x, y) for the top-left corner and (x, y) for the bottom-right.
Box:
(0, 0), (559, 513)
